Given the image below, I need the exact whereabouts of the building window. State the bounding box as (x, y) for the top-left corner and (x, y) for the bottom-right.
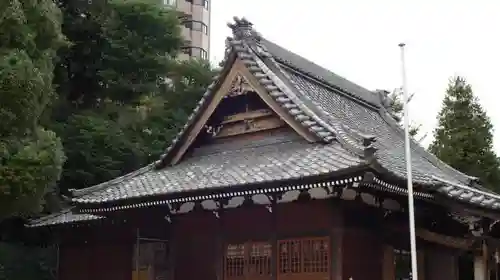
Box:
(192, 21), (202, 31)
(224, 242), (272, 280)
(180, 46), (207, 60)
(278, 237), (330, 279)
(203, 0), (209, 9)
(182, 20), (207, 35)
(163, 0), (176, 6)
(183, 20), (192, 29)
(200, 49), (208, 60)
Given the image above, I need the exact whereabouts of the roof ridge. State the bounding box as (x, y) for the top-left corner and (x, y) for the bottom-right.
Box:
(275, 60), (380, 112)
(259, 38), (381, 108)
(268, 60), (378, 157)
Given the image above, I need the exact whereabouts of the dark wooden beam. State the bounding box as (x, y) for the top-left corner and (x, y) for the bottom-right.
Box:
(390, 226), (474, 250)
(220, 109), (273, 124)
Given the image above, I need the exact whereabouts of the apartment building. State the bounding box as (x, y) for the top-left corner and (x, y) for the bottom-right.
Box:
(163, 0), (211, 60)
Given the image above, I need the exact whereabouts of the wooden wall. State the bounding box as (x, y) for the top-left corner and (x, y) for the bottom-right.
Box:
(59, 231), (133, 280)
(57, 224), (134, 280)
(173, 210), (219, 280)
(425, 247), (459, 280)
(55, 199), (466, 280)
(172, 199), (339, 280)
(341, 204), (384, 280)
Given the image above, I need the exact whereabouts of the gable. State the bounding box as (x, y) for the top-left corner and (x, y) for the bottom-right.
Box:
(169, 58), (319, 165)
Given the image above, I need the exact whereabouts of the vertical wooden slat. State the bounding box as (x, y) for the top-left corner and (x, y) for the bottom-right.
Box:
(334, 228), (343, 280)
(168, 223), (176, 280)
(277, 237), (330, 280)
(331, 202), (342, 280)
(271, 199), (278, 280)
(383, 245), (395, 280)
(417, 249), (425, 280)
(483, 241), (489, 280)
(300, 239), (304, 275)
(474, 255), (486, 280)
(55, 243), (60, 280)
(135, 228), (140, 280)
(215, 211), (223, 280)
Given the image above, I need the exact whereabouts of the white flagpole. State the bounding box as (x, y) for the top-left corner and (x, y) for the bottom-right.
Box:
(399, 42), (419, 280)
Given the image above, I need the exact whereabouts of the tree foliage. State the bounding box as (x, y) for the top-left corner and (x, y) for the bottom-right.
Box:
(47, 0), (215, 193)
(430, 76), (500, 191)
(0, 0), (66, 219)
(54, 113), (143, 192)
(1, 0), (215, 278)
(377, 89), (420, 138)
(53, 0), (183, 112)
(0, 242), (57, 280)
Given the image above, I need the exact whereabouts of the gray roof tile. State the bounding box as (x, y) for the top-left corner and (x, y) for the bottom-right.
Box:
(261, 39), (382, 107)
(27, 209), (103, 227)
(74, 131), (363, 203)
(279, 66), (466, 185)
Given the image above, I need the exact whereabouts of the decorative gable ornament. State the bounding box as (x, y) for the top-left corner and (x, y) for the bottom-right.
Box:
(227, 74), (253, 97)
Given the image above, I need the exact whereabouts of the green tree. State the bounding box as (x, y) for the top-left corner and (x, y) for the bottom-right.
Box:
(52, 0), (183, 113)
(49, 0), (215, 192)
(55, 60), (215, 192)
(0, 0), (66, 219)
(430, 76), (500, 191)
(125, 59), (217, 161)
(54, 112), (143, 192)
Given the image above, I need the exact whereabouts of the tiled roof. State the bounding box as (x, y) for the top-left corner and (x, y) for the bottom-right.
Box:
(27, 209), (103, 228)
(261, 39), (382, 107)
(73, 131), (364, 203)
(68, 17), (500, 210)
(278, 64), (467, 185)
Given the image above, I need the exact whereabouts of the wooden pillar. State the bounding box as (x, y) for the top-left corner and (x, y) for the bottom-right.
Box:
(382, 245), (395, 280)
(168, 222), (176, 280)
(417, 249), (425, 280)
(55, 235), (60, 280)
(475, 242), (488, 280)
(215, 210), (224, 280)
(271, 197), (278, 280)
(134, 228), (140, 280)
(330, 201), (343, 280)
(474, 257), (486, 280)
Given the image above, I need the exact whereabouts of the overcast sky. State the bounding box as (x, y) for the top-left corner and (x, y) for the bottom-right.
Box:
(209, 0), (500, 153)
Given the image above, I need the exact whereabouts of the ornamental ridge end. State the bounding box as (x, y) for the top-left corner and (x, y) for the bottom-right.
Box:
(227, 16), (261, 42)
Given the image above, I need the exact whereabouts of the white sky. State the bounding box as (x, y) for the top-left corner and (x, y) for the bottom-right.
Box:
(209, 0), (500, 153)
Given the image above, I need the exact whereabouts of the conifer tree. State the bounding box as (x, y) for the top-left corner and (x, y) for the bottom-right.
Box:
(430, 76), (500, 191)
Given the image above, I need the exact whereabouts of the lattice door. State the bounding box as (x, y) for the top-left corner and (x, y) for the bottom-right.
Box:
(225, 242), (272, 280)
(278, 237), (330, 280)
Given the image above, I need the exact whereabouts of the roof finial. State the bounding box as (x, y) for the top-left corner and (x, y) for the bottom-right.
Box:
(227, 16), (260, 41)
